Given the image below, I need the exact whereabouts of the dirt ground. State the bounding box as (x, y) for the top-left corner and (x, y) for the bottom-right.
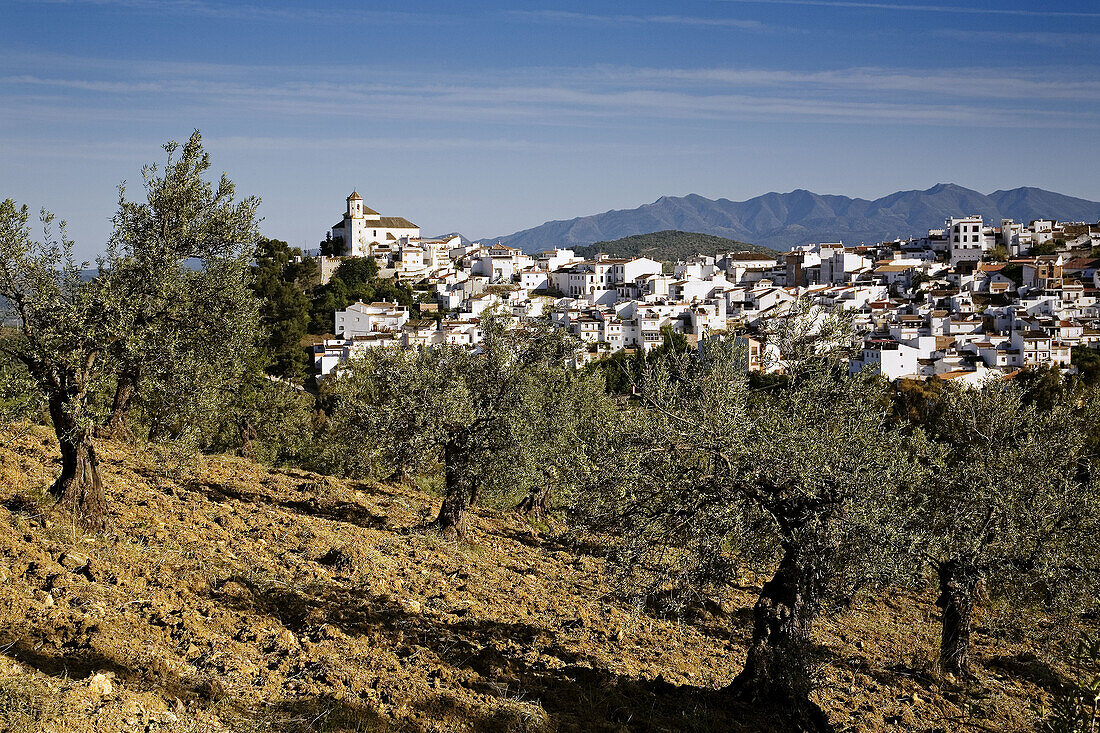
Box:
(0, 424), (1078, 732)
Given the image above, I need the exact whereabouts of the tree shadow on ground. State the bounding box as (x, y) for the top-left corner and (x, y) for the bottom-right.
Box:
(986, 652), (1067, 693)
(3, 632), (395, 732)
(187, 480), (391, 531)
(491, 523), (612, 562)
(4, 639), (131, 682)
(3, 636), (231, 710)
(205, 571), (786, 732)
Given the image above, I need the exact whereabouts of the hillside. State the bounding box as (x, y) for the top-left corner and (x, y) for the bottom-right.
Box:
(0, 425), (1080, 733)
(487, 184), (1100, 253)
(573, 231), (775, 263)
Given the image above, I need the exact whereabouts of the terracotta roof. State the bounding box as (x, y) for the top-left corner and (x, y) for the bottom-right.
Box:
(1064, 258), (1100, 269)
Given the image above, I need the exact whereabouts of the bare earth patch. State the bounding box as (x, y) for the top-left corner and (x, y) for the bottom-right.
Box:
(0, 425), (1072, 732)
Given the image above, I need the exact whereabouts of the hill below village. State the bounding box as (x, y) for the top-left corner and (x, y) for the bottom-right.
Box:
(573, 231), (776, 263)
(0, 424), (1081, 733)
(487, 184), (1100, 253)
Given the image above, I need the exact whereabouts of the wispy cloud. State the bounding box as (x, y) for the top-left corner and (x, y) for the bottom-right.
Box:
(596, 66), (1100, 101)
(13, 0), (433, 24)
(6, 56), (1099, 103)
(505, 10), (772, 31)
(3, 68), (1097, 130)
(3, 53), (1099, 134)
(1, 135), (711, 164)
(936, 29), (1100, 47)
(716, 0), (1100, 19)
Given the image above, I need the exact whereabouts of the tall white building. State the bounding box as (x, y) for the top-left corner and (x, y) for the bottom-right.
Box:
(948, 215), (994, 266)
(331, 191), (420, 257)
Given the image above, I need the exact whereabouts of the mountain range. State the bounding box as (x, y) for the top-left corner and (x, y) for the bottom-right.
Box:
(484, 184), (1100, 253)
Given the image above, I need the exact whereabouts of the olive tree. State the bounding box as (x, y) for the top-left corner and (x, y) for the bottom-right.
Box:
(512, 366), (617, 518)
(905, 381), (1100, 677)
(0, 133), (261, 528)
(100, 130), (260, 441)
(583, 337), (907, 731)
(321, 314), (583, 538)
(0, 201), (113, 527)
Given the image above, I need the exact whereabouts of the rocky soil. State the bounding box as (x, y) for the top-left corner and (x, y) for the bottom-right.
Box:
(0, 424), (1080, 732)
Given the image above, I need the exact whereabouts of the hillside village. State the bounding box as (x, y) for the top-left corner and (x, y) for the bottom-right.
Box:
(313, 192), (1100, 382)
(5, 142), (1100, 733)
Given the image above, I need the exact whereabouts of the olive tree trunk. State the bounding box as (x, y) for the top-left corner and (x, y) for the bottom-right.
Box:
(385, 465), (417, 486)
(436, 440), (469, 540)
(936, 560), (979, 677)
(730, 546), (832, 733)
(237, 417), (257, 460)
(49, 397), (107, 530)
(515, 483), (551, 518)
(98, 372), (136, 440)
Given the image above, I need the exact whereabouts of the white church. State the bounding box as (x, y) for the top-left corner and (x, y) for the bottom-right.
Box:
(330, 191), (420, 257)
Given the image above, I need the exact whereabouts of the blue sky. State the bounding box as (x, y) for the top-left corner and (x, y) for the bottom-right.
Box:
(2, 0), (1099, 258)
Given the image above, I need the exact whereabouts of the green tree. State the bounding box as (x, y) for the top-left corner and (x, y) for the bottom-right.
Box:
(0, 345), (43, 424)
(101, 131), (261, 441)
(1039, 633), (1100, 733)
(512, 367), (617, 518)
(210, 371), (317, 466)
(1015, 363), (1067, 410)
(0, 201), (114, 527)
(905, 383), (1100, 676)
(585, 349), (636, 395)
(333, 256), (378, 285)
(320, 233), (345, 257)
(252, 237), (314, 380)
(584, 339), (906, 730)
(1072, 346), (1100, 388)
(321, 314), (582, 538)
(307, 259), (413, 335)
(1001, 262), (1025, 286)
(890, 376), (946, 429)
(1031, 240), (1062, 256)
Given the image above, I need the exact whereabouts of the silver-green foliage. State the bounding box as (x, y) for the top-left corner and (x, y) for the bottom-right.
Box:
(921, 382), (1098, 598)
(0, 202), (113, 438)
(584, 337), (906, 612)
(579, 332), (910, 718)
(102, 130), (262, 448)
(904, 381), (1100, 673)
(0, 201), (116, 525)
(318, 314), (605, 521)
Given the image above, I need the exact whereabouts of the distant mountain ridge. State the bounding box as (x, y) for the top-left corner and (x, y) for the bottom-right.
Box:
(485, 184), (1100, 253)
(427, 232), (472, 245)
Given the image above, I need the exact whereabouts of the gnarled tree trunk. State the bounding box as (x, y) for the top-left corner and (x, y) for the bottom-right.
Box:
(467, 475), (482, 508)
(730, 545), (832, 733)
(385, 465), (416, 487)
(98, 371), (136, 440)
(49, 397), (107, 531)
(936, 559), (979, 677)
(436, 440), (469, 540)
(237, 417), (258, 460)
(515, 482), (551, 518)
